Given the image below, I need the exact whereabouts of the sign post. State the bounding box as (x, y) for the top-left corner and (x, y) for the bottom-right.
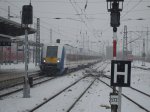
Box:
(111, 60), (131, 112)
(23, 25), (30, 98)
(106, 1), (125, 111)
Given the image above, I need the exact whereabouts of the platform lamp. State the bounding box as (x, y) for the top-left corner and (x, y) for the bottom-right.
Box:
(106, 0), (124, 112)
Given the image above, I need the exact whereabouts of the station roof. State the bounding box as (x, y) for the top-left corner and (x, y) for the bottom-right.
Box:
(0, 16), (36, 37)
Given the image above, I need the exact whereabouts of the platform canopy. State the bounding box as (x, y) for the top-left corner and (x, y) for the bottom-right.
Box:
(0, 16), (36, 37)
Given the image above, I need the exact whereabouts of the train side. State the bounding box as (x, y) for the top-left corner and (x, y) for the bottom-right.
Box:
(40, 43), (101, 75)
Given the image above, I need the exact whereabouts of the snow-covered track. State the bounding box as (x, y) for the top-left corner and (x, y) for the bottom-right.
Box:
(0, 76), (56, 98)
(29, 76), (88, 112)
(0, 62), (101, 99)
(0, 71), (40, 90)
(66, 78), (96, 112)
(97, 78), (150, 112)
(132, 66), (150, 71)
(103, 75), (150, 98)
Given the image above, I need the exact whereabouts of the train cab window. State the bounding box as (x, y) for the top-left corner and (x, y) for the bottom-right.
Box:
(47, 46), (58, 57)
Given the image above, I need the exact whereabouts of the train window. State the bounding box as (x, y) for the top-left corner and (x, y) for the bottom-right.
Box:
(47, 46), (58, 57)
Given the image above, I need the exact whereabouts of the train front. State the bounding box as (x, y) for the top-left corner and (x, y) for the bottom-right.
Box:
(40, 45), (63, 75)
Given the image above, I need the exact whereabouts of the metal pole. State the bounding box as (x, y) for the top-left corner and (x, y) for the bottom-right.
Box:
(23, 45), (25, 63)
(33, 46), (34, 63)
(8, 6), (10, 19)
(113, 31), (117, 60)
(2, 46), (3, 65)
(142, 38), (145, 66)
(50, 29), (52, 44)
(123, 25), (127, 60)
(112, 28), (117, 112)
(146, 27), (148, 57)
(23, 25), (30, 98)
(16, 41), (18, 64)
(9, 45), (11, 65)
(36, 18), (40, 65)
(113, 27), (122, 112)
(118, 87), (122, 112)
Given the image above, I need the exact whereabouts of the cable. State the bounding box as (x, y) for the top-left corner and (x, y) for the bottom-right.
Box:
(70, 0), (101, 40)
(1, 0), (80, 39)
(122, 0), (144, 18)
(6, 0), (150, 3)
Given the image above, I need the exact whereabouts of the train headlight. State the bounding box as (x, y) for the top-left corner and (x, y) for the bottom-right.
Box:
(57, 59), (60, 63)
(43, 59), (46, 62)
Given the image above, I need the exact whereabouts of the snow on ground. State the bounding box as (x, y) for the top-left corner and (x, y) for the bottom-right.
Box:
(98, 60), (150, 112)
(131, 67), (150, 94)
(0, 70), (85, 112)
(0, 60), (150, 112)
(133, 61), (150, 69)
(36, 77), (94, 112)
(0, 62), (40, 72)
(71, 80), (111, 112)
(103, 60), (150, 94)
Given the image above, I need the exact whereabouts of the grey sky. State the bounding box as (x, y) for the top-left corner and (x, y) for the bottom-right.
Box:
(0, 0), (150, 54)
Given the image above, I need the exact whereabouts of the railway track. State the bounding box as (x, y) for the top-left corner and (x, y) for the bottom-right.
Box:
(103, 75), (150, 98)
(29, 76), (97, 112)
(3, 61), (148, 112)
(29, 76), (87, 112)
(89, 61), (150, 112)
(0, 61), (100, 99)
(97, 75), (150, 112)
(0, 75), (56, 98)
(28, 61), (106, 112)
(132, 66), (150, 71)
(0, 71), (40, 90)
(66, 78), (96, 112)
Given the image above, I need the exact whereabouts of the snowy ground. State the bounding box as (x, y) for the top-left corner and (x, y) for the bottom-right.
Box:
(0, 60), (150, 112)
(0, 62), (40, 81)
(0, 62), (40, 72)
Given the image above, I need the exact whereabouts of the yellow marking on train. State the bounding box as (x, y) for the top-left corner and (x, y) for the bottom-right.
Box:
(45, 57), (57, 63)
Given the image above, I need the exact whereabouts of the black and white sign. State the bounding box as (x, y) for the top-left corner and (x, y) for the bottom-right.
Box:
(111, 60), (131, 87)
(110, 93), (118, 105)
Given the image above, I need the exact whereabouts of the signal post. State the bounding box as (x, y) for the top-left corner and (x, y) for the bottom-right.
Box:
(106, 0), (126, 112)
(21, 3), (33, 98)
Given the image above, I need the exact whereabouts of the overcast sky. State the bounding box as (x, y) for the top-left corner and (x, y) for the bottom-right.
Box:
(0, 0), (150, 54)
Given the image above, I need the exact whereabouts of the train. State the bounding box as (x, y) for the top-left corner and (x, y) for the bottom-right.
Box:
(40, 43), (102, 75)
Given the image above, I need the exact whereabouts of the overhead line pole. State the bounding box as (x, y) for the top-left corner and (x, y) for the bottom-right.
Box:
(50, 29), (52, 44)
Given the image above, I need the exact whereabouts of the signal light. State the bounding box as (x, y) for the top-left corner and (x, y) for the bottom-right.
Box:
(22, 5), (33, 24)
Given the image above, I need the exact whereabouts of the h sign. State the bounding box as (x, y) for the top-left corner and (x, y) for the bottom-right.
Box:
(111, 60), (131, 87)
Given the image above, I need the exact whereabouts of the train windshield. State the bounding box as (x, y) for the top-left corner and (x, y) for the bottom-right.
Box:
(47, 46), (58, 57)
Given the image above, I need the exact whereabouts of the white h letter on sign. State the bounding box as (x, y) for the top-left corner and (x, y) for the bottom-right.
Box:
(114, 64), (128, 83)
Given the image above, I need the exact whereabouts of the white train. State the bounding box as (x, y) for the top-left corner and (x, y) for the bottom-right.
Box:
(40, 43), (101, 75)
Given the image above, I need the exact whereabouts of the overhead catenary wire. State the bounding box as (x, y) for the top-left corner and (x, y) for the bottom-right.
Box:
(69, 0), (101, 41)
(5, 0), (150, 3)
(1, 0), (149, 43)
(122, 0), (144, 18)
(0, 0), (81, 41)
